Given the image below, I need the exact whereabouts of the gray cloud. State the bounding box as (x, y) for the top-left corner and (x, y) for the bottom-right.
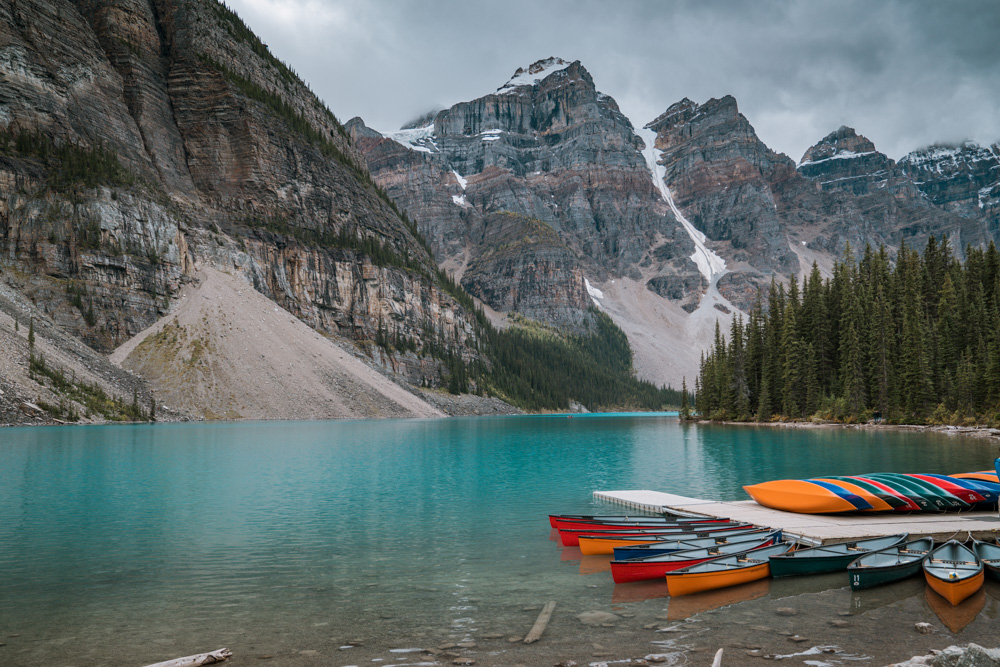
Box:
(227, 0), (1000, 160)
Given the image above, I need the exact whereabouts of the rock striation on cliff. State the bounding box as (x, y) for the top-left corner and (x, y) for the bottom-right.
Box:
(797, 126), (895, 196)
(349, 58), (708, 330)
(899, 141), (1000, 237)
(1, 0), (483, 407)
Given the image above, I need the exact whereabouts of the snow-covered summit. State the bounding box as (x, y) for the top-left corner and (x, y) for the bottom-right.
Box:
(496, 57), (571, 93)
(899, 141), (998, 172)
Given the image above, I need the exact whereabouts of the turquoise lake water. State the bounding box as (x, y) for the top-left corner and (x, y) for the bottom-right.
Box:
(2, 415), (999, 666)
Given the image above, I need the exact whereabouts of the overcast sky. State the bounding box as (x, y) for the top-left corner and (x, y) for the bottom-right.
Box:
(226, 0), (1000, 161)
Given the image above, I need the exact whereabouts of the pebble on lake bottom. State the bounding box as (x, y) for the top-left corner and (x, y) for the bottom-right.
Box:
(576, 611), (620, 626)
(915, 622), (935, 634)
(775, 607), (797, 616)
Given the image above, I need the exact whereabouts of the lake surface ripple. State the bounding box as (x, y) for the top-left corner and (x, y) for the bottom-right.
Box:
(2, 416), (998, 665)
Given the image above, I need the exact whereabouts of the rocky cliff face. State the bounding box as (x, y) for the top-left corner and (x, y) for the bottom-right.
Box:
(349, 59), (708, 329)
(899, 142), (1000, 238)
(352, 60), (1000, 385)
(1, 0), (480, 393)
(646, 96), (799, 283)
(797, 126), (895, 196)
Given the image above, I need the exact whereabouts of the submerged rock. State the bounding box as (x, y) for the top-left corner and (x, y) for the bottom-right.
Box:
(576, 610), (621, 626)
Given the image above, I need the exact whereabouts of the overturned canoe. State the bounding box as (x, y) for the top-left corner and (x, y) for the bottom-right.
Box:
(846, 537), (934, 590)
(610, 532), (782, 584)
(769, 534), (908, 578)
(744, 472), (1000, 514)
(664, 542), (795, 597)
(923, 540), (984, 606)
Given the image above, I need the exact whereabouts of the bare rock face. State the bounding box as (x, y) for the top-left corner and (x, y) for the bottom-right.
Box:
(350, 58), (702, 331)
(645, 96), (799, 305)
(1, 0), (480, 386)
(798, 126), (895, 196)
(461, 212), (590, 327)
(899, 142), (1000, 236)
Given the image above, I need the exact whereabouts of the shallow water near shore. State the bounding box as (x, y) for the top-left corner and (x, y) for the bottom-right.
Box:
(2, 415), (999, 666)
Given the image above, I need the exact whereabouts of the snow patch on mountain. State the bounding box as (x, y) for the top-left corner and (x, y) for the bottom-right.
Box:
(635, 127), (727, 285)
(496, 57), (570, 94)
(585, 277), (604, 301)
(452, 170), (468, 190)
(798, 150), (877, 167)
(388, 123), (437, 153)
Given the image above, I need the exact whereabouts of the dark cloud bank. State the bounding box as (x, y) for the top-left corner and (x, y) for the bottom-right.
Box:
(228, 0), (1000, 160)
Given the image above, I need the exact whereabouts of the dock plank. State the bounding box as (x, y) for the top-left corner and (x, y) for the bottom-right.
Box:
(594, 490), (1000, 546)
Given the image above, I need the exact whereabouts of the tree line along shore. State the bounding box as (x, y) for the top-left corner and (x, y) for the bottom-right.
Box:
(690, 237), (1000, 427)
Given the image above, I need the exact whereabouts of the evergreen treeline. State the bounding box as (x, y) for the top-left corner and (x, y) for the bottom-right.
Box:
(482, 310), (681, 411)
(695, 238), (1000, 426)
(0, 127), (134, 190)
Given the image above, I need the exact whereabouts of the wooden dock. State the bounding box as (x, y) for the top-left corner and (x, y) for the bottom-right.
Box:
(594, 490), (1000, 547)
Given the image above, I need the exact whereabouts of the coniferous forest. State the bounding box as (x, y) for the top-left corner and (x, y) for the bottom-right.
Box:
(693, 238), (1000, 426)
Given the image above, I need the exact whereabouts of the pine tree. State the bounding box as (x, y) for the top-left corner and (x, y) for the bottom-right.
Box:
(680, 377), (691, 419)
(28, 318), (35, 349)
(868, 282), (894, 418)
(730, 315), (750, 418)
(781, 304), (802, 417)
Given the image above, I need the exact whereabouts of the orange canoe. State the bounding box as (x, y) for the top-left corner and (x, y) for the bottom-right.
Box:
(743, 479), (864, 513)
(923, 541), (984, 606)
(664, 542), (793, 596)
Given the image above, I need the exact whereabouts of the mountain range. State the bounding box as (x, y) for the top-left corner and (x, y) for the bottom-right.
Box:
(1, 2), (998, 423)
(349, 57), (999, 386)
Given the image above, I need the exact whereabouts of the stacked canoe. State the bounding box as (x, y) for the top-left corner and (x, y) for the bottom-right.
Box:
(743, 471), (1000, 514)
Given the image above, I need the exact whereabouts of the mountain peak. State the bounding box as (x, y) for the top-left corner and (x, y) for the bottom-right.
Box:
(799, 126), (879, 166)
(497, 57), (572, 93)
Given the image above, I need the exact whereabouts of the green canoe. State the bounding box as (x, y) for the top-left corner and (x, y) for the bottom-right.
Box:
(971, 539), (1000, 583)
(769, 534), (908, 578)
(846, 537), (934, 590)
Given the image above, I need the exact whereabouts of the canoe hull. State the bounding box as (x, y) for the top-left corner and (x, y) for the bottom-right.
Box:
(578, 530), (746, 555)
(849, 559), (924, 590)
(610, 537), (778, 584)
(742, 479), (863, 514)
(665, 562), (771, 596)
(770, 552), (862, 578)
(925, 569), (985, 606)
(923, 540), (985, 606)
(846, 538), (934, 591)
